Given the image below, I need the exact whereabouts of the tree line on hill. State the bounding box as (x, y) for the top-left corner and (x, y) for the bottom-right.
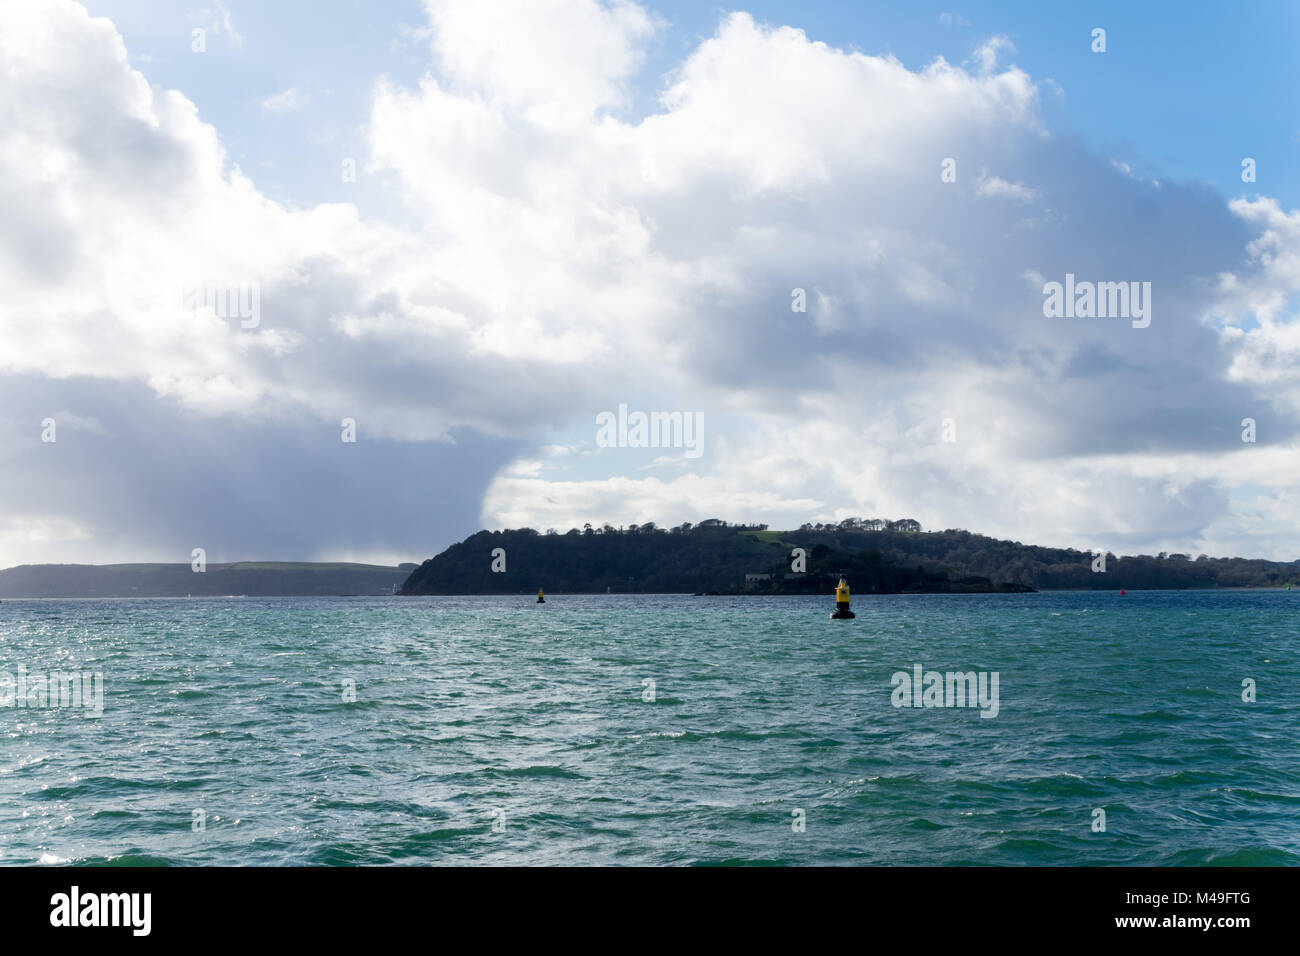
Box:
(400, 519), (1300, 595)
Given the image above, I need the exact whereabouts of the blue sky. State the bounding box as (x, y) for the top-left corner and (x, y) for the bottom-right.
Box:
(85, 1), (1300, 213)
(656, 1), (1300, 206)
(4, 0), (1300, 567)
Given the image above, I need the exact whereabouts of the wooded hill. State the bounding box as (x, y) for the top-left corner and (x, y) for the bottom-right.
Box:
(402, 519), (1299, 594)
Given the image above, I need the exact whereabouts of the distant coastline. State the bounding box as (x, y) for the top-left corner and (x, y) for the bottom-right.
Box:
(0, 562), (417, 599)
(5, 520), (1296, 599)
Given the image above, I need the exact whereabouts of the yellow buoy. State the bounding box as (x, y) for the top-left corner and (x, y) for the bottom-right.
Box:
(831, 574), (854, 619)
(537, 588), (545, 604)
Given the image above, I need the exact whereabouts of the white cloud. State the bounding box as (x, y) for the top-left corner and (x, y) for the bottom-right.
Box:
(0, 515), (95, 556)
(3, 0), (1300, 565)
(971, 34), (1015, 74)
(975, 171), (1038, 202)
(422, 0), (659, 123)
(194, 0), (243, 50)
(260, 86), (308, 112)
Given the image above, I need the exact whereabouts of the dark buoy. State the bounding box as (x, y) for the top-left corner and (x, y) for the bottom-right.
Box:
(537, 588), (545, 603)
(830, 574), (855, 619)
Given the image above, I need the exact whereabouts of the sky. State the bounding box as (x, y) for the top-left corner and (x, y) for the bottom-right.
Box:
(2, 0), (1300, 568)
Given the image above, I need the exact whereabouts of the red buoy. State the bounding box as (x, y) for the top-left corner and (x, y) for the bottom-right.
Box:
(1120, 588), (1127, 595)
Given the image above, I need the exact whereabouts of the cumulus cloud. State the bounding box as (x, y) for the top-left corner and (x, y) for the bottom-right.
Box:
(2, 0), (1299, 566)
(0, 0), (595, 444)
(422, 0), (659, 122)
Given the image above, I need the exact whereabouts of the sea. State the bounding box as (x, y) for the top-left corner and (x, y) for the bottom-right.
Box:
(1, 591), (1296, 865)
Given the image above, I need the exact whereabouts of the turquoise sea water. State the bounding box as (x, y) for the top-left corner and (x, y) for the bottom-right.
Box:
(0, 591), (1296, 866)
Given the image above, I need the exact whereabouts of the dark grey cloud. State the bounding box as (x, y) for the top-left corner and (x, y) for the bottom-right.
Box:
(0, 375), (521, 564)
